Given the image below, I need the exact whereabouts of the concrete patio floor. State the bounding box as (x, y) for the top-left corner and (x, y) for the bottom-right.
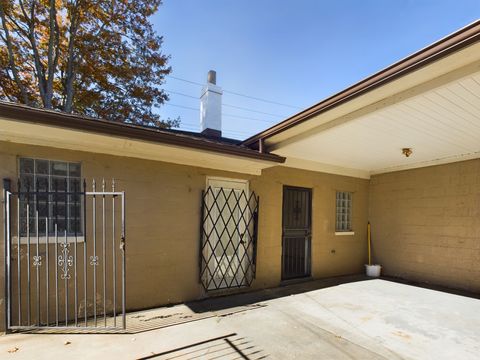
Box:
(1, 276), (479, 359)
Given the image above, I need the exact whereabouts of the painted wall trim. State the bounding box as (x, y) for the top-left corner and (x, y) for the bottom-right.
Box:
(370, 151), (480, 175)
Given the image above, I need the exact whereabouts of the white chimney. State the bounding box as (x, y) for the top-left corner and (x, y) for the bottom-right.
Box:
(200, 70), (222, 137)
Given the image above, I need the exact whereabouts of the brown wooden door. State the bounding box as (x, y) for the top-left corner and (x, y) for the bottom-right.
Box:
(282, 186), (312, 280)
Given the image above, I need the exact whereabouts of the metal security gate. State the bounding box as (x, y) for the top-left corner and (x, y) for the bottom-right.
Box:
(3, 178), (126, 331)
(200, 183), (259, 291)
(282, 186), (311, 280)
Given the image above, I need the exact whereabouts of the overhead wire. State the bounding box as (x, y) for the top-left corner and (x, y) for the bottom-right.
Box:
(166, 75), (303, 109)
(164, 74), (301, 137)
(165, 103), (277, 124)
(165, 89), (288, 118)
(178, 123), (251, 137)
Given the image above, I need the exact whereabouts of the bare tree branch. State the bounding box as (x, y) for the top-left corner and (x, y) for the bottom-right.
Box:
(25, 1), (48, 106)
(0, 2), (29, 103)
(45, 0), (59, 107)
(5, 13), (29, 35)
(64, 0), (81, 112)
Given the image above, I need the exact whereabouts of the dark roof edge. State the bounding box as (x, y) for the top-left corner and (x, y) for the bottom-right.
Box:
(242, 19), (480, 148)
(0, 101), (285, 164)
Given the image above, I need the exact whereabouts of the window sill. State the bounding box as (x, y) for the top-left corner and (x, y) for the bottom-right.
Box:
(13, 236), (85, 245)
(335, 231), (355, 236)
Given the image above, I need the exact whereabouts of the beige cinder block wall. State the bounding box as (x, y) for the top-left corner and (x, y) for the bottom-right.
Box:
(369, 159), (480, 292)
(0, 141), (369, 331)
(251, 166), (368, 286)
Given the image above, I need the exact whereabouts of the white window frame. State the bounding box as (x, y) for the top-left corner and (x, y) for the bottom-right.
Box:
(16, 157), (85, 244)
(335, 191), (354, 236)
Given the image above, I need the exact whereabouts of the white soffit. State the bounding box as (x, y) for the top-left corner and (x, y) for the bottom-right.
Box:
(274, 69), (480, 177)
(0, 118), (275, 175)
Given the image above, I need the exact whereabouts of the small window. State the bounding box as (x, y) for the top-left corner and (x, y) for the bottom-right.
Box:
(19, 158), (82, 238)
(335, 191), (352, 232)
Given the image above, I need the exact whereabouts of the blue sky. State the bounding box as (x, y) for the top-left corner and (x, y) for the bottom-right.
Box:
(153, 1), (480, 139)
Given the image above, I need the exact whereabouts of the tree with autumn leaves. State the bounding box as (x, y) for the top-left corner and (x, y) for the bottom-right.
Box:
(0, 0), (178, 128)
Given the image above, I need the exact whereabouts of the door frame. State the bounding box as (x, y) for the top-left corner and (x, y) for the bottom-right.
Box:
(281, 185), (312, 281)
(204, 177), (250, 290)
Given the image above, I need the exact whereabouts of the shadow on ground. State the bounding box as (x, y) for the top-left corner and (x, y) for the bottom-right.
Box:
(136, 333), (268, 360)
(185, 274), (372, 313)
(13, 274), (477, 335)
(7, 275), (376, 334)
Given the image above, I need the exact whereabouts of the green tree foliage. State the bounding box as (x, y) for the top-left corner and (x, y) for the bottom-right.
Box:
(0, 0), (178, 128)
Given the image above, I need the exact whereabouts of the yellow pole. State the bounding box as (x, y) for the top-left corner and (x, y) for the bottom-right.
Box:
(367, 222), (371, 265)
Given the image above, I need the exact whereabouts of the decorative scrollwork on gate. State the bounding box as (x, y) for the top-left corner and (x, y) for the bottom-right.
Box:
(58, 243), (73, 279)
(33, 255), (42, 267)
(90, 255), (99, 266)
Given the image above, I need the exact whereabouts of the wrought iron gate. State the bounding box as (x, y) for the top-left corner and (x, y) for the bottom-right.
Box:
(3, 178), (126, 331)
(200, 186), (259, 291)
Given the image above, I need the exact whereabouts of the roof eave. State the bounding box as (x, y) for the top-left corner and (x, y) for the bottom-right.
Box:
(242, 19), (480, 148)
(0, 101), (285, 164)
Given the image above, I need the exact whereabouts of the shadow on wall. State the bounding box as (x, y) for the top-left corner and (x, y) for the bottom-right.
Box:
(136, 333), (268, 360)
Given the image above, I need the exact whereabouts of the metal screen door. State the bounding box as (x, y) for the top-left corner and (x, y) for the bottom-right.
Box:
(282, 186), (312, 280)
(4, 178), (126, 331)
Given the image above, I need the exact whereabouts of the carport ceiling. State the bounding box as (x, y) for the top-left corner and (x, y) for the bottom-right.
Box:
(272, 69), (480, 177)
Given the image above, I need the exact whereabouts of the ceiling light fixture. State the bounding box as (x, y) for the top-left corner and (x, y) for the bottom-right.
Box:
(402, 148), (413, 157)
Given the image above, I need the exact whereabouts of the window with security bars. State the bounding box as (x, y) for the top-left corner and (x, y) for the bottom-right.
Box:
(336, 191), (352, 232)
(19, 158), (82, 237)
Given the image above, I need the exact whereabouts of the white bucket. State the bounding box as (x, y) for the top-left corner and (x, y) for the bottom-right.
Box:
(365, 264), (382, 277)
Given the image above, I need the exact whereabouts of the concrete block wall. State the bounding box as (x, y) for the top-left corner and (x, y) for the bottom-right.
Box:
(0, 141), (369, 332)
(369, 159), (480, 292)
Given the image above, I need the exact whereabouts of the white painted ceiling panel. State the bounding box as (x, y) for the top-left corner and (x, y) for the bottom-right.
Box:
(275, 71), (480, 175)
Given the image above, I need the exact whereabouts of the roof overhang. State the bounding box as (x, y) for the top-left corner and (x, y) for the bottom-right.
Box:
(243, 20), (480, 179)
(0, 103), (284, 175)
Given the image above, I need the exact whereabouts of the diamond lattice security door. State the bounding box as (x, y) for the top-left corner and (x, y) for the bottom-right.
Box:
(200, 184), (259, 291)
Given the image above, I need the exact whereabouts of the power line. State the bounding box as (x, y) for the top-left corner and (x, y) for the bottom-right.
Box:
(165, 103), (276, 124)
(224, 113), (273, 123)
(223, 103), (286, 118)
(167, 75), (203, 86)
(165, 103), (199, 111)
(223, 89), (302, 110)
(177, 123), (252, 137)
(166, 75), (303, 109)
(177, 119), (256, 135)
(165, 88), (287, 118)
(172, 117), (258, 136)
(165, 89), (198, 100)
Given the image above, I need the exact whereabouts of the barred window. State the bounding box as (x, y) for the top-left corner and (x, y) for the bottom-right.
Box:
(335, 191), (352, 232)
(19, 158), (82, 237)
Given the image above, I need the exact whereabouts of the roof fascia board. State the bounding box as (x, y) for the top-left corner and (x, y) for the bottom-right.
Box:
(268, 59), (480, 151)
(0, 118), (277, 175)
(0, 102), (285, 164)
(242, 20), (480, 148)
